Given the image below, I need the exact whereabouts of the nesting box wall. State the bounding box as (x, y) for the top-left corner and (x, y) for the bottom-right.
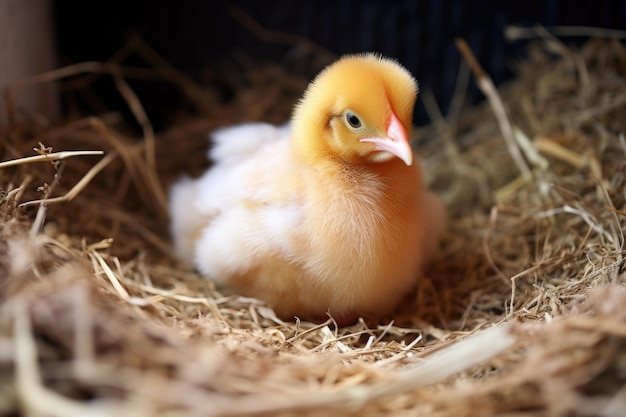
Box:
(52, 0), (626, 128)
(0, 0), (57, 122)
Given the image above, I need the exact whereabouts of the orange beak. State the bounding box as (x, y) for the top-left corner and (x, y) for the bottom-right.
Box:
(359, 111), (413, 166)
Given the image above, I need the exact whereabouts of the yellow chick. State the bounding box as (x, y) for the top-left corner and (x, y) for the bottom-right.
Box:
(169, 53), (445, 325)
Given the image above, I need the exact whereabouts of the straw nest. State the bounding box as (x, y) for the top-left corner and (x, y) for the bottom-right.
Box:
(1, 32), (625, 417)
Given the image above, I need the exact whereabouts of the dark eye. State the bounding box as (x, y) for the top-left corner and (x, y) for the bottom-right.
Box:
(345, 112), (362, 129)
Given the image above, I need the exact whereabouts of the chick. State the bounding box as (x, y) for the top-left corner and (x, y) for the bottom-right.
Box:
(169, 53), (445, 325)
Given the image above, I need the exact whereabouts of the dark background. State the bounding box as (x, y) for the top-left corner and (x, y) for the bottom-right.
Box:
(53, 0), (626, 129)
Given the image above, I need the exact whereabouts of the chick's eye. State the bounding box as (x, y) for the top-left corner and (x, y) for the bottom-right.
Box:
(345, 112), (362, 129)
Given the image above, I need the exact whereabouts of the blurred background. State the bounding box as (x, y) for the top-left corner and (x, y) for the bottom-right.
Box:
(3, 0), (626, 128)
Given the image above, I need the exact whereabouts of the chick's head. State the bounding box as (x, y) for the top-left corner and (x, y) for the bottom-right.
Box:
(292, 53), (418, 166)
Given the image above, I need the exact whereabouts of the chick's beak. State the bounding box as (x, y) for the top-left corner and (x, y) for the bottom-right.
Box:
(359, 111), (413, 166)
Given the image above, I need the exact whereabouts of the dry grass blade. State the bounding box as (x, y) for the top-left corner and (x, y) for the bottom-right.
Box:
(109, 68), (167, 219)
(533, 136), (586, 168)
(19, 151), (116, 207)
(455, 38), (532, 181)
(6, 60), (168, 221)
(505, 24), (626, 41)
(12, 301), (117, 417)
(0, 150), (103, 169)
(215, 325), (514, 415)
(228, 6), (337, 61)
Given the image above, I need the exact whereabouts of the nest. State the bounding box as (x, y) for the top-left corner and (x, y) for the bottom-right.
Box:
(1, 32), (625, 416)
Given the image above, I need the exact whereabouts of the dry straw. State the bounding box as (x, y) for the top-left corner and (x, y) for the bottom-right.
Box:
(1, 25), (625, 416)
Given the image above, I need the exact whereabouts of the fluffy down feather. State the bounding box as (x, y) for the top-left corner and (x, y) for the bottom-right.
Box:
(169, 53), (445, 325)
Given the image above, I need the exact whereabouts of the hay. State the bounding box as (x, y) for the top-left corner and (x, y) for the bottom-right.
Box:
(1, 30), (625, 416)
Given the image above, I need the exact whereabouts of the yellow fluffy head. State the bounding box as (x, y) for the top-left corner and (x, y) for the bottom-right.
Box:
(292, 53), (418, 166)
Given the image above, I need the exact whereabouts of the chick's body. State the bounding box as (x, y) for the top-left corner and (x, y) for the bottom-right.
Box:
(169, 54), (445, 325)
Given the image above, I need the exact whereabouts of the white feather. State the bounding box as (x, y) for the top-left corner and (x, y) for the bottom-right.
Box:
(169, 122), (303, 279)
(168, 176), (204, 265)
(208, 122), (291, 164)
